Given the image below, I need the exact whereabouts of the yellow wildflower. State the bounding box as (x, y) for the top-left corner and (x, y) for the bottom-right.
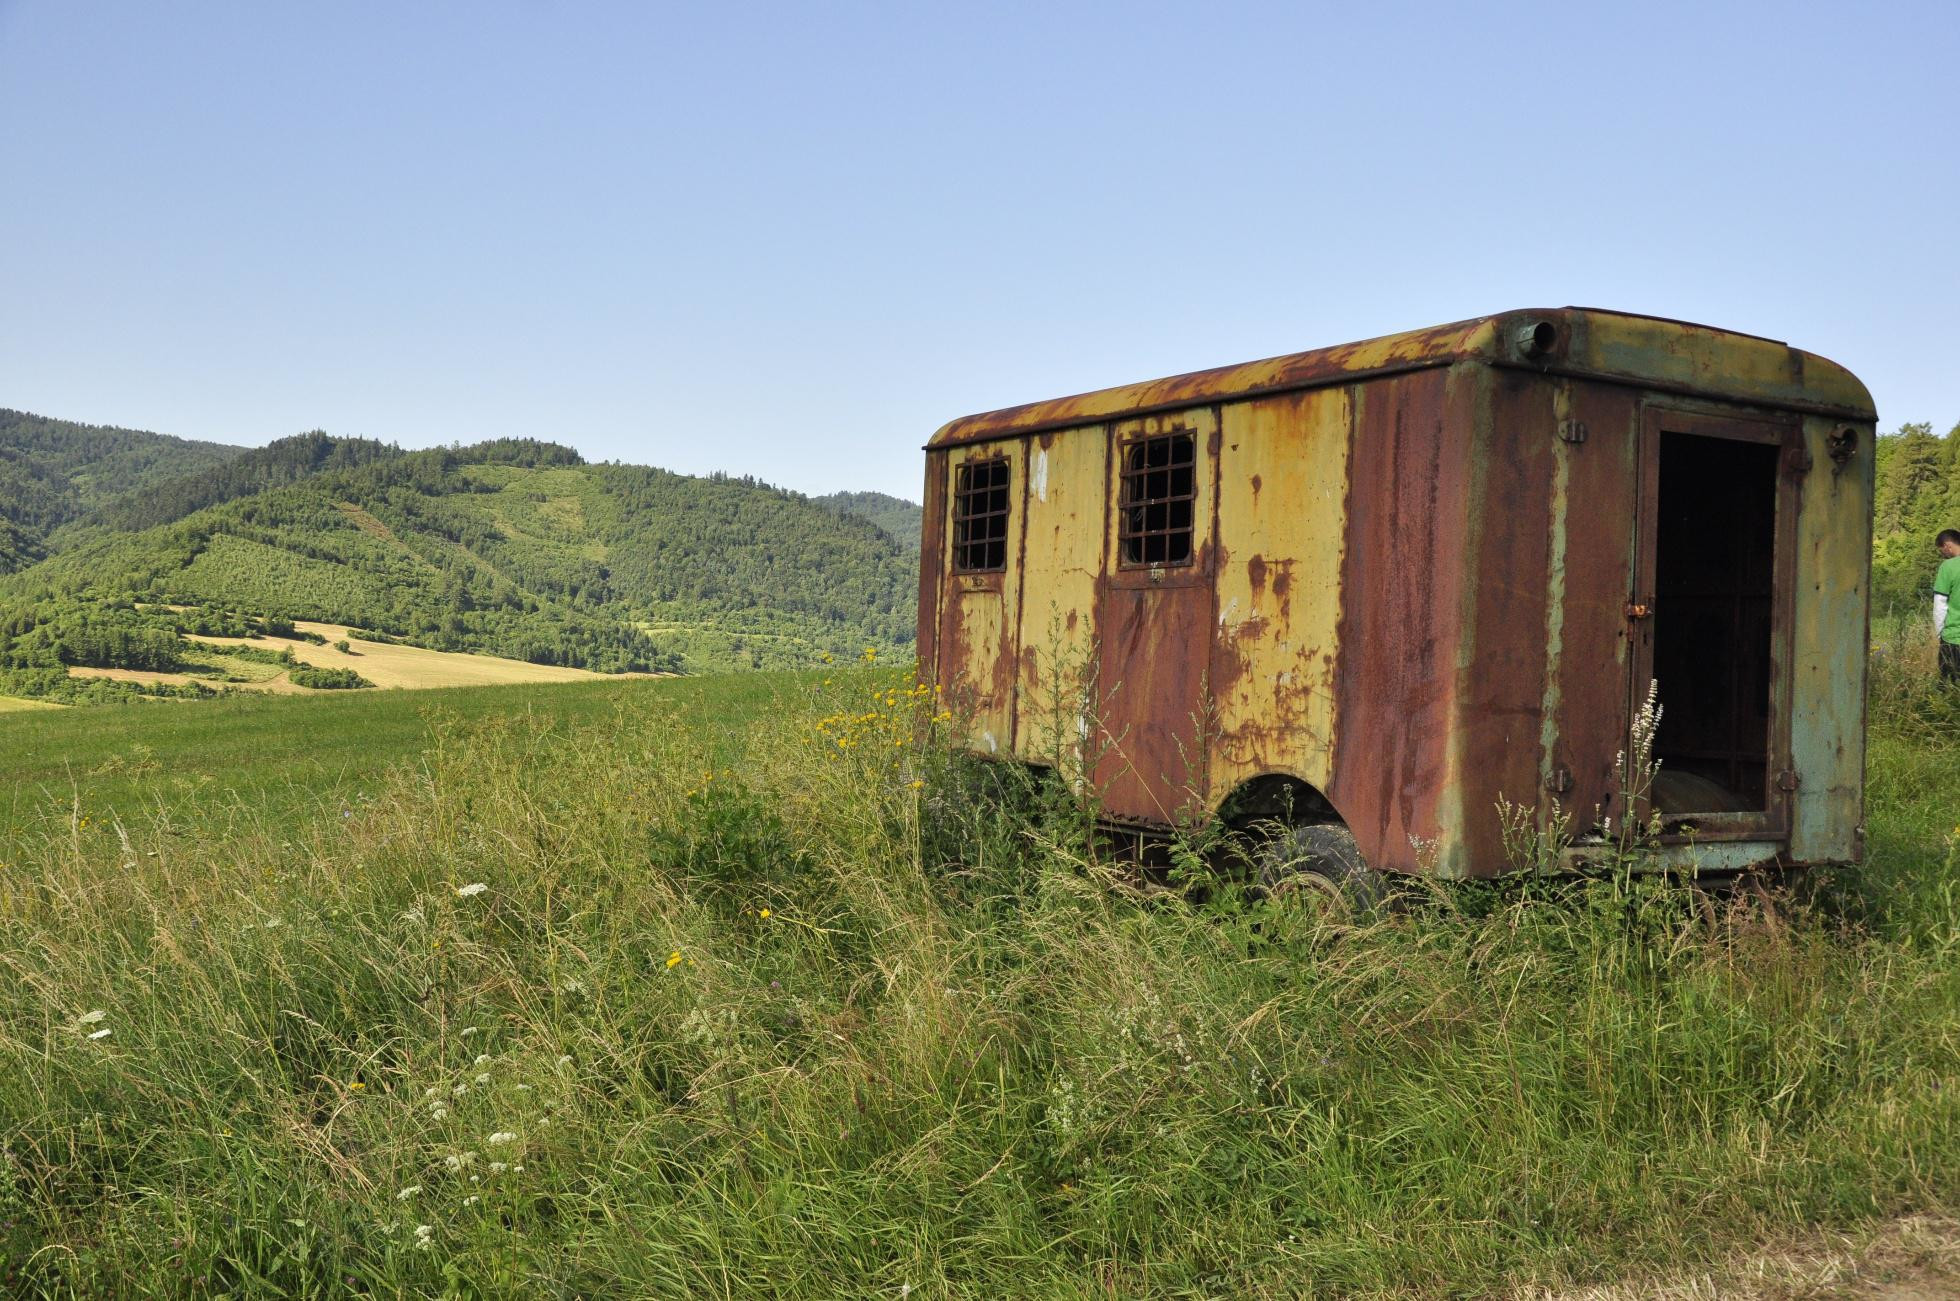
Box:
(666, 951), (684, 969)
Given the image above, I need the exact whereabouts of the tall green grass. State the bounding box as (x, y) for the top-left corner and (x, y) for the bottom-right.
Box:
(0, 661), (1955, 1297)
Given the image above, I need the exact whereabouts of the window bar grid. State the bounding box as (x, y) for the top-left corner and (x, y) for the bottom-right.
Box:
(952, 458), (1011, 573)
(1118, 432), (1197, 567)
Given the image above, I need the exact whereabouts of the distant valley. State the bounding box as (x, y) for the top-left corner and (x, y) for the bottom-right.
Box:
(0, 409), (921, 702)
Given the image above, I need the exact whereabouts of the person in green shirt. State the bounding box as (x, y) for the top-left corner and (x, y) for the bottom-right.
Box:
(1934, 529), (1960, 681)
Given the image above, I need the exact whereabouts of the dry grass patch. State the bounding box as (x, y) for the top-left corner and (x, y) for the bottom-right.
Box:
(188, 621), (653, 690)
(1531, 1215), (1960, 1300)
(66, 665), (300, 694)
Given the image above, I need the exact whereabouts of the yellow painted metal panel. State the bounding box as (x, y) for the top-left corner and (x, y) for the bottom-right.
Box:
(1789, 415), (1874, 861)
(1209, 389), (1351, 798)
(1011, 427), (1108, 765)
(940, 440), (1025, 756)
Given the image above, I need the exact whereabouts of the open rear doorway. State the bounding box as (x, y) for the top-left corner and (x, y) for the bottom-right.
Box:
(1647, 428), (1782, 816)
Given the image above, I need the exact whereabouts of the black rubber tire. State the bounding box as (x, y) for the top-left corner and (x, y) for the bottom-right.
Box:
(1255, 822), (1384, 919)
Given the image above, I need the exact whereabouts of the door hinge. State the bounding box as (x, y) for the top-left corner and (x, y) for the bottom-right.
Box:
(1557, 419), (1588, 444)
(1546, 764), (1574, 795)
(1776, 769), (1801, 792)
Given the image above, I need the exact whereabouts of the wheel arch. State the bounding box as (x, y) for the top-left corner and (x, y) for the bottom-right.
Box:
(1214, 770), (1349, 831)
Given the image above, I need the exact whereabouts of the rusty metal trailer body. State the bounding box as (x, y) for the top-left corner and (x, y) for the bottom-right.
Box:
(918, 308), (1875, 879)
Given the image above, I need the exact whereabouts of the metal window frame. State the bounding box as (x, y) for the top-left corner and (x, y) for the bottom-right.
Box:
(951, 455), (1012, 574)
(1116, 429), (1198, 569)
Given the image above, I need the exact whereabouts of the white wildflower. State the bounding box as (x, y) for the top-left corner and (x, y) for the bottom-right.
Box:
(396, 1185), (422, 1201)
(430, 1105), (449, 1121)
(488, 1161), (508, 1173)
(456, 883), (487, 898)
(413, 1223), (433, 1249)
(77, 1010), (106, 1026)
(452, 1084), (468, 1098)
(487, 1131), (517, 1145)
(460, 1026), (478, 1038)
(556, 1054), (572, 1069)
(424, 1086), (440, 1099)
(88, 1028), (112, 1041)
(512, 1164), (524, 1173)
(474, 1073), (489, 1086)
(474, 1054), (489, 1066)
(464, 1194), (479, 1206)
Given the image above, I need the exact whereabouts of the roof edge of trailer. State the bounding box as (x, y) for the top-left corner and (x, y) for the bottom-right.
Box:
(926, 307), (1876, 449)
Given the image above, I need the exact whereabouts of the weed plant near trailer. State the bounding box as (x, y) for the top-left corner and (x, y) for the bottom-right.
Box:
(0, 650), (1955, 1296)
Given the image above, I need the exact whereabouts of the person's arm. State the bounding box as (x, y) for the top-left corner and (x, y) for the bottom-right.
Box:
(1938, 592), (1949, 639)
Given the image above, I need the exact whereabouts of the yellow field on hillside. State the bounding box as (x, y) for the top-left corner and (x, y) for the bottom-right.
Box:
(0, 695), (65, 712)
(187, 621), (647, 690)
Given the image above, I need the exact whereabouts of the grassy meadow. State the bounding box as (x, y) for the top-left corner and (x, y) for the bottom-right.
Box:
(0, 651), (1955, 1297)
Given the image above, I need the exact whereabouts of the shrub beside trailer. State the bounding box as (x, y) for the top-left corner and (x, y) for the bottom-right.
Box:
(917, 308), (1875, 881)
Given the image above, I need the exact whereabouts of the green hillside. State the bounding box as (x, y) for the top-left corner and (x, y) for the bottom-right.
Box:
(0, 409), (246, 572)
(813, 489), (923, 553)
(0, 414), (919, 698)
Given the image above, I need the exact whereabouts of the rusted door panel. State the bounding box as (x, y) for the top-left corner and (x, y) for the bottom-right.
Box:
(938, 440), (1027, 755)
(1788, 414), (1872, 863)
(1328, 368), (1473, 875)
(1093, 408), (1219, 823)
(1542, 382), (1642, 836)
(1011, 426), (1110, 763)
(1453, 367), (1559, 872)
(1210, 389), (1351, 798)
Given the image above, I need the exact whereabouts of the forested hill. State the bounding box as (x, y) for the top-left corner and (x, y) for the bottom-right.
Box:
(813, 490), (923, 553)
(1874, 420), (1960, 618)
(0, 410), (246, 572)
(0, 411), (919, 696)
(91, 430), (405, 532)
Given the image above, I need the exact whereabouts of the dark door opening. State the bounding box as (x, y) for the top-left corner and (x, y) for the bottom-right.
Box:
(1648, 431), (1780, 815)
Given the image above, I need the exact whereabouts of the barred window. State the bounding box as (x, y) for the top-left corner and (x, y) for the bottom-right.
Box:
(1118, 431), (1196, 566)
(952, 457), (1011, 573)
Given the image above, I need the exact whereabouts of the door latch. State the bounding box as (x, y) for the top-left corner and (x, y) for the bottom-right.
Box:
(1624, 599), (1653, 621)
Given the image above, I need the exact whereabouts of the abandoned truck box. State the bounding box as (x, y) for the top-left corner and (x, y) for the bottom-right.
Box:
(917, 308), (1876, 880)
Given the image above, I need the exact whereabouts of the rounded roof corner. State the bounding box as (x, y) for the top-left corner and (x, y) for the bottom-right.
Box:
(1798, 349), (1878, 421)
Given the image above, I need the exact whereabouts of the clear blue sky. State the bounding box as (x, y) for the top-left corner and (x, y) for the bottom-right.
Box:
(3, 1), (1955, 500)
